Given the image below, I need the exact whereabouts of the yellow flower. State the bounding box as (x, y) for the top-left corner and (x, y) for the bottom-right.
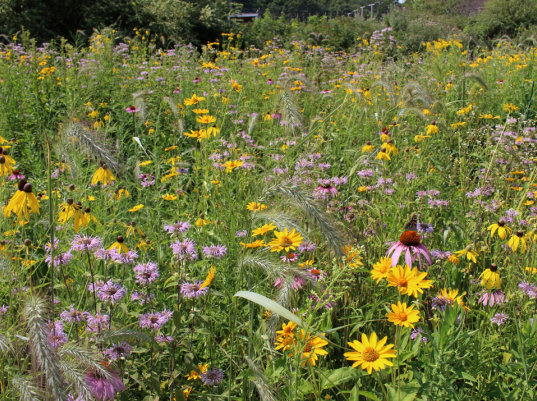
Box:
(457, 105), (472, 115)
(276, 321), (297, 341)
(343, 246), (363, 268)
(414, 134), (431, 143)
(386, 301), (420, 328)
(425, 122), (439, 135)
(487, 220), (512, 240)
(448, 254), (460, 265)
(222, 160), (244, 172)
(0, 158), (14, 176)
(129, 204), (144, 212)
(196, 115), (216, 124)
(192, 108), (209, 114)
(508, 231), (527, 253)
(294, 331), (329, 367)
(240, 239), (266, 248)
(264, 112), (272, 121)
(344, 332), (396, 374)
(268, 228), (303, 252)
(386, 265), (433, 298)
(252, 223), (277, 236)
(109, 236), (129, 254)
(436, 288), (464, 306)
(361, 143), (374, 153)
(375, 148), (390, 161)
(162, 194), (178, 201)
(184, 94), (205, 106)
(422, 108), (431, 115)
(138, 161), (152, 166)
(199, 266), (215, 290)
(480, 264), (501, 289)
(231, 79), (242, 92)
(4, 183), (40, 222)
(503, 103), (519, 113)
(370, 257), (392, 283)
(454, 247), (478, 263)
(184, 129), (209, 141)
(525, 267), (537, 274)
(91, 165), (115, 187)
(112, 188), (129, 201)
(195, 218), (210, 227)
(246, 202), (268, 211)
(165, 146), (177, 151)
(451, 122), (467, 129)
(58, 202), (91, 233)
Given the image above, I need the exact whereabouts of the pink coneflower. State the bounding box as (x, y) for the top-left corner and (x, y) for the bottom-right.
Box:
(386, 231), (431, 268)
(271, 111), (282, 120)
(85, 363), (126, 400)
(193, 76), (200, 83)
(478, 289), (506, 307)
(126, 105), (140, 113)
(314, 180), (338, 198)
(8, 170), (25, 181)
(281, 252), (300, 263)
(172, 87), (181, 94)
(267, 79), (274, 85)
(274, 276), (306, 291)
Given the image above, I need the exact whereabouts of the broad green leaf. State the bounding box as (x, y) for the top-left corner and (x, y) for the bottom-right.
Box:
(234, 291), (304, 327)
(320, 367), (364, 390)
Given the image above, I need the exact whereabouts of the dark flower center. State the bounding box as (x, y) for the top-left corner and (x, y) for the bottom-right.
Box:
(399, 231), (421, 247)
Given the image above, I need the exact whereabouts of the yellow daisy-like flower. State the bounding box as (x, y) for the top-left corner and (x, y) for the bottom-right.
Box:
(199, 266), (215, 290)
(503, 103), (519, 113)
(525, 267), (537, 274)
(129, 204), (144, 212)
(375, 148), (390, 161)
(361, 142), (374, 153)
(58, 202), (90, 233)
(91, 164), (115, 187)
(162, 194), (178, 201)
(508, 231), (527, 253)
(344, 332), (397, 374)
(382, 141), (398, 156)
(240, 239), (266, 248)
(123, 221), (144, 239)
(386, 301), (420, 328)
(184, 94), (205, 106)
(222, 160), (244, 172)
(138, 160), (152, 166)
(195, 218), (211, 227)
(294, 331), (329, 367)
(112, 188), (129, 201)
(231, 79), (242, 92)
(414, 134), (431, 143)
(268, 228), (303, 252)
(343, 246), (363, 268)
(164, 146), (177, 151)
(196, 115), (216, 124)
(0, 157), (13, 176)
(109, 236), (129, 254)
(275, 321), (297, 341)
(246, 202), (268, 211)
(386, 265), (433, 298)
(192, 108), (209, 114)
(4, 182), (40, 222)
(436, 288), (464, 306)
(448, 254), (460, 265)
(454, 247), (478, 263)
(252, 223), (277, 236)
(488, 220), (512, 240)
(480, 264), (501, 289)
(425, 122), (439, 135)
(275, 335), (296, 351)
(370, 257), (392, 284)
(184, 129), (209, 141)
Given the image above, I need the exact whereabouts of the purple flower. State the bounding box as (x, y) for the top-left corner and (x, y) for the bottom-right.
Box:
(297, 241), (317, 252)
(131, 291), (153, 305)
(235, 230), (247, 237)
(133, 262), (159, 286)
(430, 249), (452, 260)
(274, 276), (305, 291)
(309, 294), (336, 309)
(281, 252), (301, 263)
(156, 335), (174, 344)
(0, 305), (9, 316)
(126, 105), (140, 113)
(60, 307), (87, 323)
(111, 249), (138, 265)
(314, 184), (338, 199)
(490, 313), (509, 326)
(432, 296), (453, 311)
(386, 231), (432, 268)
(85, 368), (126, 400)
(410, 327), (428, 343)
(45, 252), (73, 267)
(94, 248), (116, 261)
(46, 321), (68, 349)
(180, 281), (208, 299)
(71, 235), (102, 252)
(8, 171), (25, 181)
(170, 238), (198, 260)
(519, 282), (537, 298)
(202, 243), (227, 259)
(139, 311), (170, 330)
(98, 281), (126, 304)
(201, 368), (224, 386)
(86, 313), (110, 333)
(478, 289), (506, 307)
(164, 220), (191, 234)
(104, 342), (132, 361)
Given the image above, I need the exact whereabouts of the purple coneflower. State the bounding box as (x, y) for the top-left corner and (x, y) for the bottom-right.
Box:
(490, 313), (509, 326)
(103, 342), (132, 361)
(180, 281), (209, 299)
(85, 364), (126, 400)
(164, 220), (191, 234)
(478, 289), (506, 307)
(202, 243), (227, 259)
(170, 238), (198, 260)
(201, 368), (224, 386)
(139, 311), (170, 330)
(133, 262), (159, 286)
(386, 231), (431, 268)
(273, 276), (306, 291)
(98, 281), (126, 304)
(71, 235), (102, 252)
(314, 178), (338, 198)
(8, 170), (25, 181)
(126, 105), (140, 113)
(281, 252), (301, 263)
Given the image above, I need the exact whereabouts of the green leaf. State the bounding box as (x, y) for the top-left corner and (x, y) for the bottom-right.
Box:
(356, 390), (379, 401)
(234, 291), (304, 327)
(320, 367), (364, 390)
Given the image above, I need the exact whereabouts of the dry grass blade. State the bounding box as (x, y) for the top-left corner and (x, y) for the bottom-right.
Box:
(163, 96), (185, 135)
(57, 359), (92, 400)
(11, 374), (42, 401)
(279, 90), (304, 136)
(60, 121), (120, 173)
(23, 295), (68, 401)
(252, 209), (308, 238)
(58, 343), (112, 380)
(0, 331), (13, 356)
(240, 255), (312, 283)
(248, 113), (258, 135)
(245, 357), (279, 401)
(261, 184), (345, 256)
(133, 91), (150, 121)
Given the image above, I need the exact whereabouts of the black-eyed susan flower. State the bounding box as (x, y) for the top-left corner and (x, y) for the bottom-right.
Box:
(383, 140), (398, 155)
(231, 79), (242, 92)
(123, 221), (145, 238)
(222, 160), (244, 172)
(58, 200), (89, 233)
(91, 163), (115, 187)
(454, 246), (478, 263)
(370, 257), (392, 283)
(199, 266), (215, 290)
(0, 155), (13, 176)
(112, 187), (129, 201)
(196, 115), (216, 125)
(361, 141), (374, 153)
(109, 235), (128, 254)
(195, 216), (211, 227)
(488, 220), (512, 240)
(344, 332), (396, 374)
(386, 265), (433, 298)
(264, 112), (272, 121)
(246, 202), (268, 212)
(268, 228), (303, 252)
(286, 330), (329, 367)
(425, 121), (439, 135)
(503, 103), (519, 113)
(375, 148), (390, 161)
(4, 180), (40, 222)
(480, 263), (501, 289)
(162, 194), (178, 201)
(508, 230), (527, 253)
(386, 302), (420, 328)
(184, 129), (209, 141)
(414, 134), (431, 143)
(184, 94), (205, 106)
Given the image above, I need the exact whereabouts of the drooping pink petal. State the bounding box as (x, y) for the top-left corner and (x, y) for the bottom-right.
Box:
(390, 243), (404, 266)
(416, 244), (432, 266)
(405, 247), (412, 268)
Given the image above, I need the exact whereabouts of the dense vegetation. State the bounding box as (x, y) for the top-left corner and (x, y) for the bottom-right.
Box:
(1, 20), (537, 401)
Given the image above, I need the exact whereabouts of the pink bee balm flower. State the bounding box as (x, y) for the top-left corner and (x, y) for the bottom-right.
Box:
(387, 231), (431, 269)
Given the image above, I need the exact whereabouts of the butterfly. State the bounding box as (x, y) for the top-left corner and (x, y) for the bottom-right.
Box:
(404, 214), (421, 232)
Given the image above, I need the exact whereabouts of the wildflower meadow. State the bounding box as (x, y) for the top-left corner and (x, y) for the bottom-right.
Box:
(2, 28), (537, 401)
